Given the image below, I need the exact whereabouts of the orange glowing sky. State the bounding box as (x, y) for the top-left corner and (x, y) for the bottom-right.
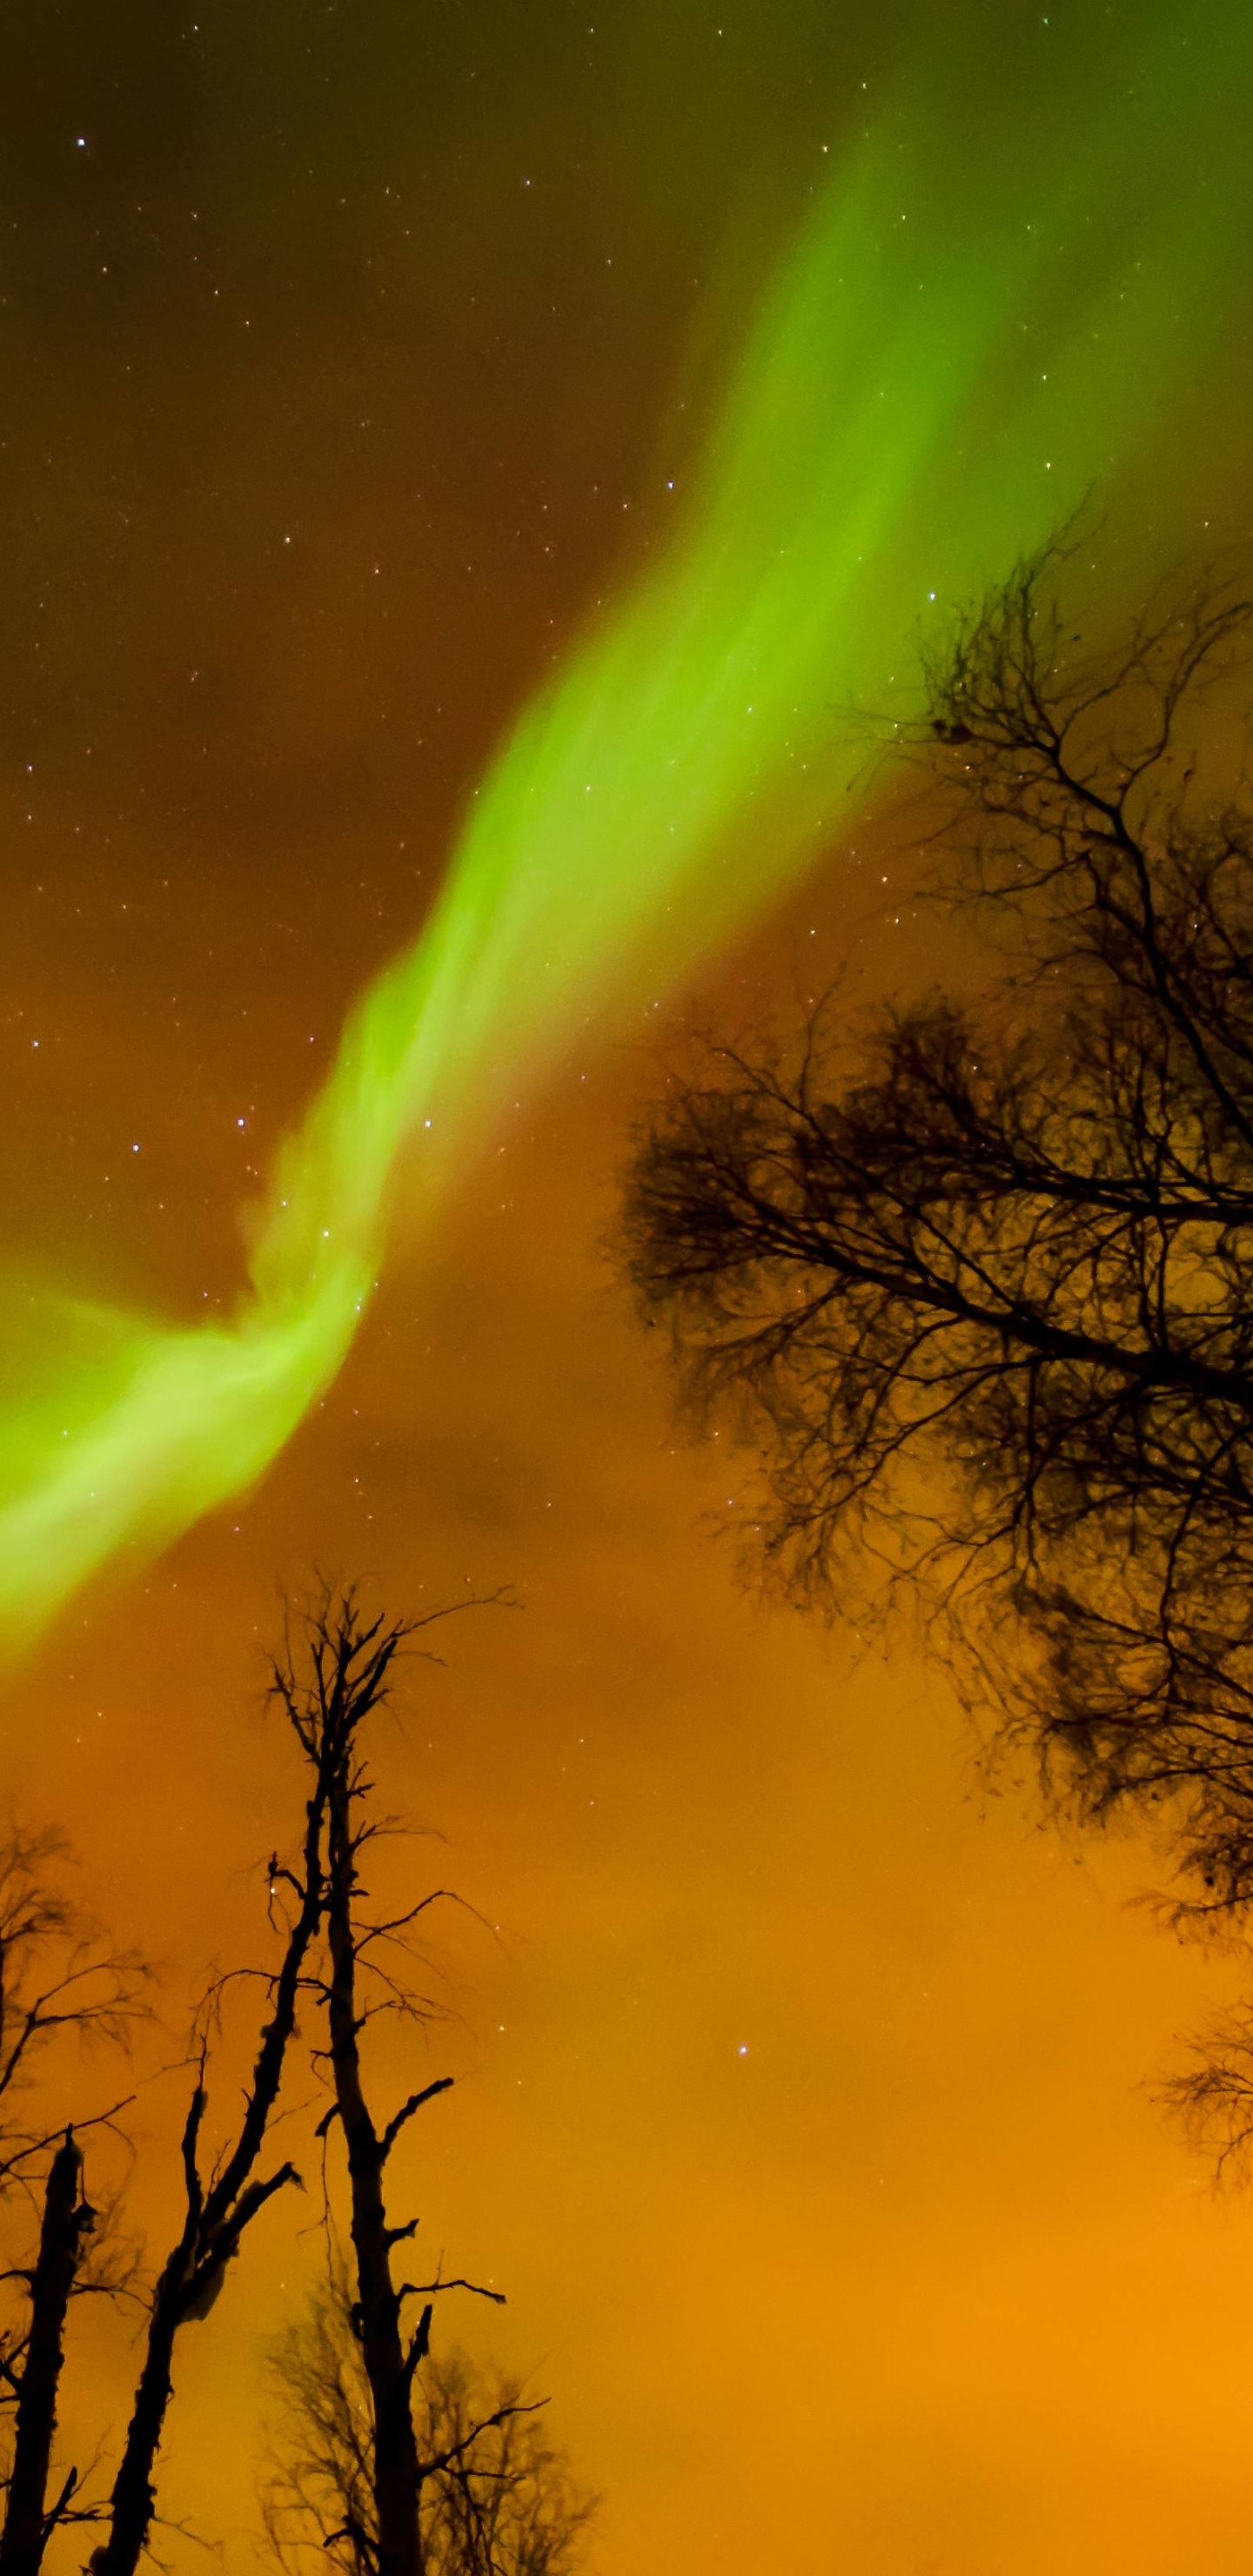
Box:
(5, 5), (1253, 2571)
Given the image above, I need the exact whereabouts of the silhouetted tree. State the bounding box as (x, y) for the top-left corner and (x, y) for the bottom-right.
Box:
(269, 1587), (506, 2576)
(258, 2251), (598, 2576)
(0, 1589), (539, 2569)
(91, 1692), (338, 2576)
(0, 1831), (144, 2573)
(625, 545), (1253, 1935)
(0, 2133), (94, 2576)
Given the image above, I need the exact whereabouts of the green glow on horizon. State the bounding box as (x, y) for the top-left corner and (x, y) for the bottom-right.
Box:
(0, 7), (1248, 1650)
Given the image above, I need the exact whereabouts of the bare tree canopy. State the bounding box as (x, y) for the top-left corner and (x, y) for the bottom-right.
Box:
(0, 1829), (144, 2209)
(259, 2255), (598, 2576)
(624, 543), (1253, 1933)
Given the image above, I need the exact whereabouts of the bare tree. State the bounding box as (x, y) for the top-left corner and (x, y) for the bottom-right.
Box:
(90, 1689), (338, 2576)
(0, 2133), (97, 2576)
(268, 1587), (506, 2576)
(0, 1587), (533, 2571)
(0, 1828), (143, 2211)
(623, 543), (1253, 1935)
(259, 2254), (598, 2576)
(0, 1833), (145, 2574)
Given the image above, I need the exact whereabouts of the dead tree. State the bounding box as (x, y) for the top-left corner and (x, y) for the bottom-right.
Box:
(0, 1834), (144, 2569)
(0, 2133), (94, 2576)
(624, 543), (1253, 1935)
(91, 1703), (338, 2576)
(269, 1589), (505, 2576)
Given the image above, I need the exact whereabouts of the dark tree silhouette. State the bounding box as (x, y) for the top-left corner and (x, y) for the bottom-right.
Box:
(0, 1832), (144, 2573)
(0, 2134), (96, 2576)
(92, 1697), (338, 2576)
(258, 2252), (598, 2576)
(269, 1588), (506, 2576)
(624, 545), (1253, 1935)
(0, 1593), (533, 2569)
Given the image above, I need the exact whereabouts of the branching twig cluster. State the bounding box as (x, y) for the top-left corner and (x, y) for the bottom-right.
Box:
(624, 541), (1253, 1948)
(259, 2253), (596, 2576)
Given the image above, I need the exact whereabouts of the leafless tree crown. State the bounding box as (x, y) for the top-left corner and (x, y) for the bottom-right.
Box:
(259, 2257), (598, 2576)
(624, 543), (1253, 1935)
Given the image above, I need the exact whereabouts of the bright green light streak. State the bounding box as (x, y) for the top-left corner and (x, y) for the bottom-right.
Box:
(0, 10), (1247, 1650)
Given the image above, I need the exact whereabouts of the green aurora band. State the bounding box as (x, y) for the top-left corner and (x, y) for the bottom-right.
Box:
(1, 10), (1250, 1651)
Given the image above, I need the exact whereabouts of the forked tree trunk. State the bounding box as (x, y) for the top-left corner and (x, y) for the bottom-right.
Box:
(0, 2130), (90, 2576)
(96, 1757), (330, 2576)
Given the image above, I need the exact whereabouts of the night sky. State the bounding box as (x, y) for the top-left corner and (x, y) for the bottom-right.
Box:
(4, 3), (1253, 2569)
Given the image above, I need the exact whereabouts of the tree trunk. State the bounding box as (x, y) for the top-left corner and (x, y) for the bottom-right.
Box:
(325, 1755), (425, 2576)
(95, 1752), (327, 2576)
(0, 2131), (90, 2576)
(92, 2276), (182, 2576)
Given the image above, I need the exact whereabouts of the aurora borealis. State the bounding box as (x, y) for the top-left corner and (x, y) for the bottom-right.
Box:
(3, 0), (1246, 1654)
(6, 2), (1253, 2568)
